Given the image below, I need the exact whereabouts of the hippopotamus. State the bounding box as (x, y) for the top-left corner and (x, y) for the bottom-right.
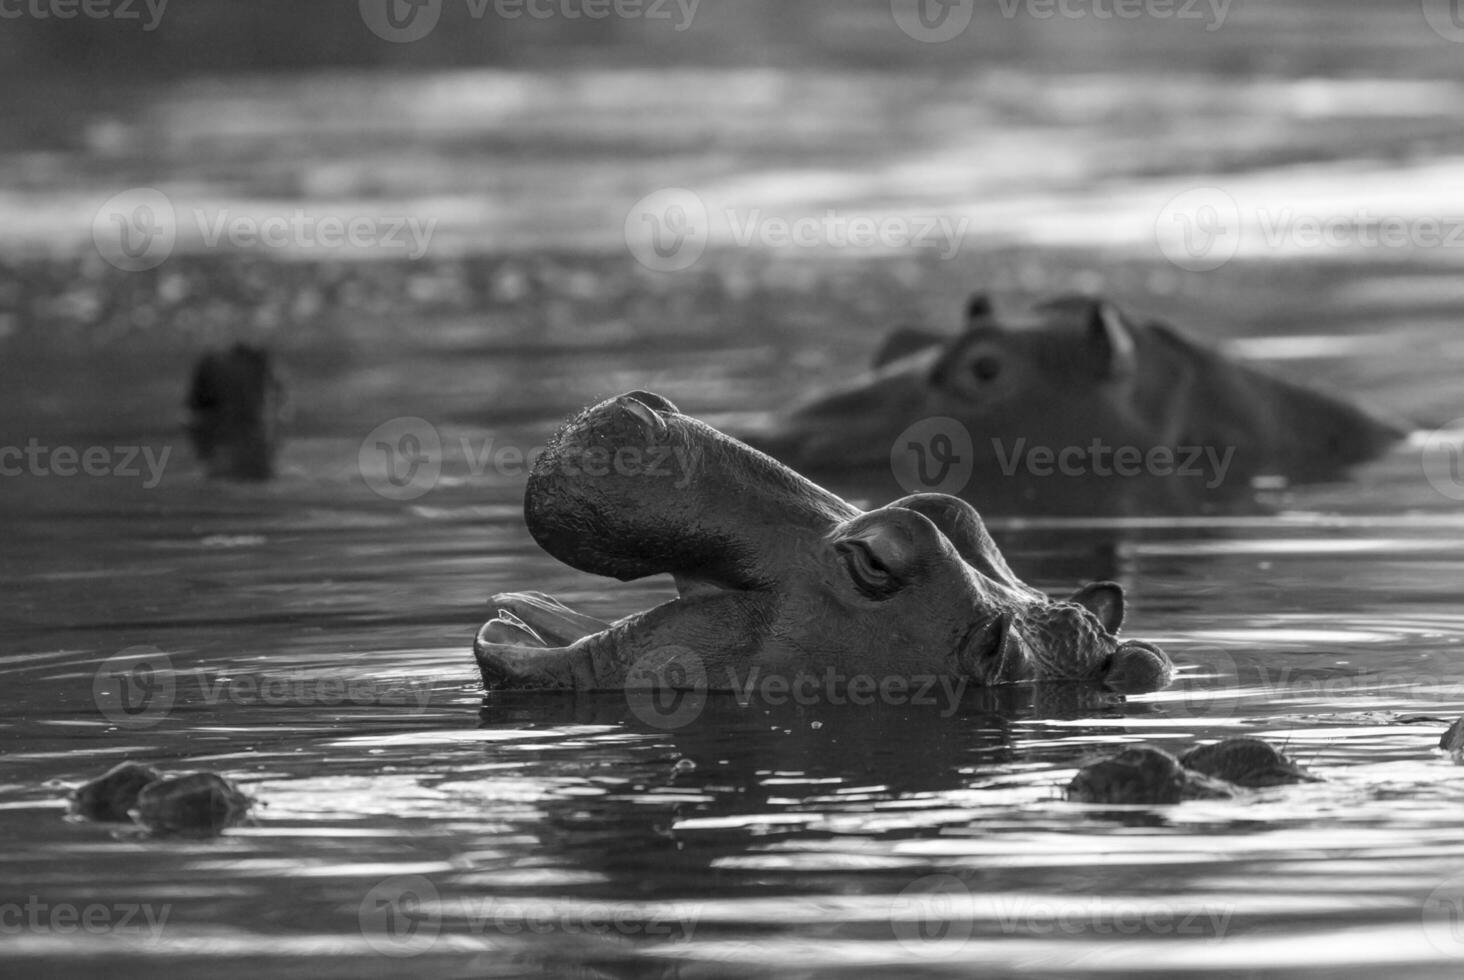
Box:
(68, 761), (252, 836)
(1067, 737), (1319, 805)
(185, 343), (285, 481)
(743, 294), (1409, 514)
(474, 391), (1172, 696)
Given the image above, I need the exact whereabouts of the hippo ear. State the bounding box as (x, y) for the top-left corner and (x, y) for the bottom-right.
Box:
(966, 293), (994, 325)
(1085, 301), (1138, 380)
(1070, 581), (1125, 634)
(873, 327), (947, 369)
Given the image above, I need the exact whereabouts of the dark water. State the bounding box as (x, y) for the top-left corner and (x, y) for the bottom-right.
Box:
(7, 5), (1464, 978)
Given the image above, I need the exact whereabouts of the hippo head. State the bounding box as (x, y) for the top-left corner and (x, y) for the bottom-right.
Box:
(185, 343), (285, 481)
(474, 392), (1173, 696)
(741, 293), (1406, 513)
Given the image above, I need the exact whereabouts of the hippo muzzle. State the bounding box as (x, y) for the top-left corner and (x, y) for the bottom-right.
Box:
(474, 392), (1173, 697)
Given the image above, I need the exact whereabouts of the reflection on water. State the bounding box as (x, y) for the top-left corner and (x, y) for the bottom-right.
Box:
(6, 8), (1464, 978)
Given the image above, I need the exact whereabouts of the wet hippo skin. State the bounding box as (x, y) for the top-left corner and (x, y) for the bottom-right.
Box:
(1067, 737), (1320, 805)
(743, 294), (1410, 514)
(474, 391), (1173, 695)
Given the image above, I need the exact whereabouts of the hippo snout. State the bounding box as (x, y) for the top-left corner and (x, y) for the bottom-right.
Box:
(1103, 639), (1173, 694)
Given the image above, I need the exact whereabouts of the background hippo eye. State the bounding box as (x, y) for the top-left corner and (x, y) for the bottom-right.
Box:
(970, 356), (1001, 382)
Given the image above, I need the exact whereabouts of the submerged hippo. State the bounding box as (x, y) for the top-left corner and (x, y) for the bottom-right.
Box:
(744, 294), (1408, 514)
(68, 761), (252, 836)
(474, 391), (1172, 696)
(1067, 737), (1319, 805)
(185, 343), (285, 481)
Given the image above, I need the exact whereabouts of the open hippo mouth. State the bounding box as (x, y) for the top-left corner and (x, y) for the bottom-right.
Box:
(473, 391), (1173, 696)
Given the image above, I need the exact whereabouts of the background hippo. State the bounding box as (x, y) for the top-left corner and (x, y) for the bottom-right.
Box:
(184, 343), (286, 481)
(743, 294), (1410, 514)
(474, 391), (1172, 696)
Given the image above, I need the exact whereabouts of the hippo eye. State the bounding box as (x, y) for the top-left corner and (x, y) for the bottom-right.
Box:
(970, 356), (1001, 382)
(837, 539), (900, 600)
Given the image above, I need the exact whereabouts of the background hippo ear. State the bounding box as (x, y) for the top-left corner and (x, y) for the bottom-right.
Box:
(1085, 301), (1138, 380)
(965, 292), (993, 325)
(872, 327), (948, 369)
(1069, 581), (1125, 633)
